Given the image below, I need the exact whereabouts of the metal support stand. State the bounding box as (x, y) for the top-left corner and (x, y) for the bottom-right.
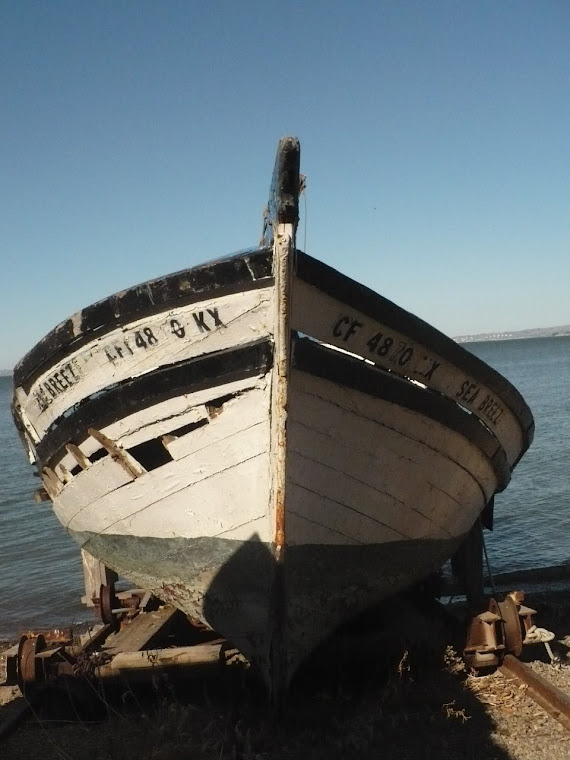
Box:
(463, 591), (539, 669)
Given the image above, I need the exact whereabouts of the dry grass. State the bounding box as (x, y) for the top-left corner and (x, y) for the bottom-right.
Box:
(1, 642), (490, 760)
(5, 590), (570, 760)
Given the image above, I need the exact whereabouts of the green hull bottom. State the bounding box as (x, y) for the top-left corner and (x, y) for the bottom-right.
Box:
(73, 530), (464, 687)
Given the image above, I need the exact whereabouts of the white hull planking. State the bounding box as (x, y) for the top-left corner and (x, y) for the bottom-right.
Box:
(52, 379), (273, 543)
(48, 363), (493, 558)
(291, 278), (523, 466)
(55, 375), (266, 470)
(285, 369), (495, 547)
(17, 286), (273, 443)
(42, 352), (494, 677)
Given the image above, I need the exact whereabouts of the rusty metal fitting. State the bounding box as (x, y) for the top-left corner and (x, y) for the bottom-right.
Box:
(463, 591), (537, 670)
(17, 634), (46, 690)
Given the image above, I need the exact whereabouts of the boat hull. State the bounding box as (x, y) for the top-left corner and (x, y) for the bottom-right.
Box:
(69, 529), (463, 679)
(11, 137), (533, 694)
(38, 337), (505, 684)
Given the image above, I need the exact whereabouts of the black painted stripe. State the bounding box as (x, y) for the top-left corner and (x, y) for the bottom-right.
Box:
(294, 251), (534, 455)
(292, 336), (511, 492)
(15, 247), (273, 391)
(36, 339), (273, 467)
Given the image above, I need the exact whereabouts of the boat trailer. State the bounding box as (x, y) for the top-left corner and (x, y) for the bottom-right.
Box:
(1, 583), (557, 690)
(3, 584), (248, 698)
(3, 581), (570, 739)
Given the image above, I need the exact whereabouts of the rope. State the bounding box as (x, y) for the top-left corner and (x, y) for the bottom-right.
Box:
(523, 625), (557, 664)
(523, 625), (555, 644)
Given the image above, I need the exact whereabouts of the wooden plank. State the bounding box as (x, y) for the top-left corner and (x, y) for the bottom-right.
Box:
(289, 369), (499, 502)
(101, 605), (182, 656)
(22, 286), (274, 440)
(165, 384), (269, 460)
(88, 427), (147, 478)
(114, 453), (271, 541)
(41, 466), (61, 499)
(291, 342), (508, 496)
(55, 456), (134, 525)
(65, 442), (90, 470)
(14, 247), (274, 390)
(55, 375), (263, 469)
(286, 511), (363, 546)
(34, 339), (273, 465)
(291, 277), (527, 467)
(287, 452), (456, 542)
(63, 422), (271, 540)
(264, 136), (301, 703)
(81, 548), (118, 606)
(294, 253), (533, 435)
(55, 461), (73, 484)
(287, 414), (486, 525)
(288, 438), (477, 542)
(96, 643), (227, 678)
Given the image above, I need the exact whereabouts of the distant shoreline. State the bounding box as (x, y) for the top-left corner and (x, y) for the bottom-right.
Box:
(2, 325), (569, 371)
(454, 326), (570, 344)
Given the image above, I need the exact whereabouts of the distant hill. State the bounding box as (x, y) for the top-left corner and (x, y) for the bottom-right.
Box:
(0, 370), (13, 377)
(454, 324), (570, 344)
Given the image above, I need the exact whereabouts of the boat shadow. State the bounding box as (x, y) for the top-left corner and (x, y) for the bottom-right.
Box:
(199, 535), (517, 759)
(213, 621), (519, 760)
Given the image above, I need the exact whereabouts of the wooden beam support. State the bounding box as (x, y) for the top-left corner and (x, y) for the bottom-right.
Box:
(88, 427), (146, 478)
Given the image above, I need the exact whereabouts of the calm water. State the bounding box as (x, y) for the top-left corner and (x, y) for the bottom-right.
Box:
(1, 337), (569, 638)
(0, 376), (85, 639)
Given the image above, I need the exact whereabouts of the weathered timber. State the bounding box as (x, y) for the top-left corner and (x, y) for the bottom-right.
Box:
(81, 548), (118, 607)
(101, 605), (188, 657)
(293, 337), (510, 490)
(35, 338), (273, 466)
(14, 248), (274, 391)
(295, 252), (533, 454)
(94, 642), (229, 680)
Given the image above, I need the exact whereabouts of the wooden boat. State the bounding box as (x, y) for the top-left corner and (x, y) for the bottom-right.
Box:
(12, 137), (534, 696)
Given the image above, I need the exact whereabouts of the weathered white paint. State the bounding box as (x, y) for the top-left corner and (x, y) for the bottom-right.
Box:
(48, 333), (493, 558)
(56, 455), (134, 515)
(289, 370), (499, 503)
(20, 286), (274, 440)
(165, 385), (269, 460)
(291, 278), (523, 466)
(95, 452), (271, 541)
(55, 375), (265, 471)
(53, 382), (273, 541)
(286, 368), (495, 545)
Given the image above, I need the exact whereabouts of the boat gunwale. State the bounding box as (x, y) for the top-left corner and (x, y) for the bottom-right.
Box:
(32, 333), (510, 494)
(14, 246), (274, 392)
(33, 338), (274, 467)
(15, 247), (534, 467)
(292, 336), (511, 492)
(295, 251), (534, 452)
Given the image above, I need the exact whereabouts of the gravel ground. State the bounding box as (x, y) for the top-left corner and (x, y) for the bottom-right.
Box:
(2, 592), (570, 759)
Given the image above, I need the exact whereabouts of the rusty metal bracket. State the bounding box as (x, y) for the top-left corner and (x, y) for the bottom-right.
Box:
(463, 592), (537, 669)
(99, 583), (119, 625)
(17, 634), (46, 690)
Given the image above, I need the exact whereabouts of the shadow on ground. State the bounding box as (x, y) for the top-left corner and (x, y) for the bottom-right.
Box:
(0, 608), (517, 760)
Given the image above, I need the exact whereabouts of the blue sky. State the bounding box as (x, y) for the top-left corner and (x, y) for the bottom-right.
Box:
(1, 1), (568, 368)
